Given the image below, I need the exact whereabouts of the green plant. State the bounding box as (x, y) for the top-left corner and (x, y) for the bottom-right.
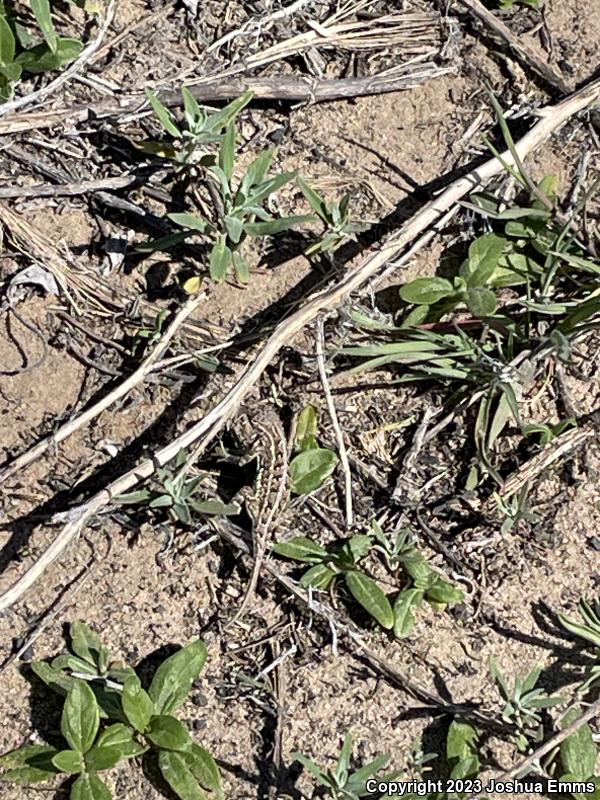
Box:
(555, 708), (600, 799)
(340, 94), (600, 504)
(297, 177), (367, 255)
(129, 308), (168, 358)
(0, 0), (84, 100)
(378, 719), (482, 799)
(142, 116), (313, 283)
(559, 597), (600, 691)
(489, 657), (565, 751)
(140, 89), (252, 168)
(500, 0), (539, 8)
(273, 532), (394, 629)
(390, 531), (464, 638)
(294, 731), (397, 799)
(0, 623), (221, 800)
(288, 404), (339, 494)
(119, 448), (240, 525)
(273, 521), (463, 636)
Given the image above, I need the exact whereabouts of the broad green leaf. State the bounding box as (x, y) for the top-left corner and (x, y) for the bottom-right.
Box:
(345, 571), (394, 629)
(209, 237), (232, 281)
(224, 214), (244, 244)
(84, 745), (123, 772)
(240, 148), (276, 196)
(145, 89), (181, 138)
(561, 710), (597, 779)
(71, 773), (112, 800)
(399, 277), (454, 305)
(31, 660), (76, 694)
(561, 774), (600, 800)
(344, 754), (391, 793)
(17, 38), (83, 74)
(393, 589), (424, 638)
(336, 732), (353, 785)
(147, 715), (192, 752)
(464, 233), (507, 286)
(465, 287), (497, 317)
(299, 563), (336, 589)
(207, 91), (252, 133)
(232, 251), (250, 282)
(450, 753), (480, 781)
(52, 655), (97, 675)
(159, 750), (207, 800)
(346, 535), (374, 563)
(0, 745), (58, 784)
(246, 171), (296, 205)
(96, 723), (147, 759)
(61, 681), (100, 754)
(272, 536), (328, 563)
(51, 749), (83, 774)
(148, 640), (207, 715)
(30, 0), (57, 53)
(295, 405), (319, 452)
(189, 499), (240, 516)
(289, 448), (338, 494)
(181, 744), (222, 797)
(399, 549), (432, 587)
(70, 622), (109, 674)
(122, 675), (154, 733)
(0, 15), (15, 64)
(181, 86), (202, 128)
(244, 214), (313, 237)
(446, 720), (479, 762)
(425, 577), (464, 606)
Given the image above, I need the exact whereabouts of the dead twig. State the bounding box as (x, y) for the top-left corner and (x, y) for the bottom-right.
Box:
(315, 317), (354, 528)
(0, 295), (203, 484)
(0, 65), (453, 135)
(1, 75), (599, 611)
(456, 0), (570, 96)
(0, 175), (136, 200)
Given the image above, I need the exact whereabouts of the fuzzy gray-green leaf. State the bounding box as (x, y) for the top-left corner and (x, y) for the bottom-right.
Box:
(345, 571), (394, 629)
(148, 640), (207, 715)
(61, 681), (99, 754)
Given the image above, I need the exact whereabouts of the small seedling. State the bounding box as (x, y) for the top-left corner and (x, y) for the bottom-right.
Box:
(119, 448), (240, 525)
(0, 1), (84, 100)
(273, 533), (394, 629)
(294, 732), (396, 799)
(489, 657), (565, 751)
(288, 405), (338, 494)
(140, 89), (252, 168)
(144, 121), (313, 283)
(274, 521), (463, 636)
(559, 597), (600, 691)
(297, 177), (367, 255)
(500, 0), (539, 8)
(0, 623), (221, 800)
(391, 537), (464, 638)
(130, 308), (168, 358)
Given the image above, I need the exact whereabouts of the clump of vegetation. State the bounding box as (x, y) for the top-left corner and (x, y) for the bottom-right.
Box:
(340, 96), (600, 529)
(273, 520), (463, 636)
(0, 623), (221, 800)
(0, 0), (86, 100)
(119, 448), (240, 525)
(294, 731), (397, 799)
